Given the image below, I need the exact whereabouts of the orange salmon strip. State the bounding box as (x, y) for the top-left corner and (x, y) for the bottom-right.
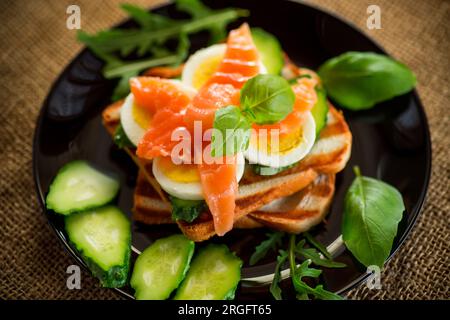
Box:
(194, 24), (261, 236)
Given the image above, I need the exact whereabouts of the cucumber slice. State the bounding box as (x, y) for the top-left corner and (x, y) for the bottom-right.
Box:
(252, 162), (297, 176)
(311, 86), (329, 137)
(130, 235), (195, 300)
(65, 205), (131, 288)
(46, 160), (120, 215)
(174, 244), (242, 300)
(251, 28), (284, 75)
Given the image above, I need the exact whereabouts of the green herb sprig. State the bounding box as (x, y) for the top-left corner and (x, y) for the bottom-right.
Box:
(251, 232), (345, 300)
(249, 231), (284, 266)
(77, 0), (248, 100)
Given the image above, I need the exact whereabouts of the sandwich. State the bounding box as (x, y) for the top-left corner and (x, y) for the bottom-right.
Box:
(101, 23), (352, 241)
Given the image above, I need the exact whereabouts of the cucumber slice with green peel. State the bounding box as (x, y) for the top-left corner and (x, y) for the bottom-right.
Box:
(251, 28), (284, 75)
(311, 86), (329, 137)
(174, 244), (242, 300)
(65, 205), (131, 288)
(252, 162), (297, 176)
(130, 235), (195, 300)
(46, 160), (120, 215)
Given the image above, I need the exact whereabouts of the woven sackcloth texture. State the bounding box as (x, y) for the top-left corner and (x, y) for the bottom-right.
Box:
(0, 0), (448, 300)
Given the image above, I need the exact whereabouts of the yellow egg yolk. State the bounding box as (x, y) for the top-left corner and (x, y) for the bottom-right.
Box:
(132, 103), (153, 129)
(158, 157), (200, 183)
(253, 128), (303, 155)
(193, 54), (224, 89)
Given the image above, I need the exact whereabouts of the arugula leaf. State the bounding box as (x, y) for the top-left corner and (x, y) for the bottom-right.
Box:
(288, 235), (342, 300)
(318, 51), (416, 110)
(176, 0), (228, 43)
(211, 106), (251, 157)
(113, 123), (134, 148)
(304, 232), (332, 260)
(78, 7), (248, 54)
(112, 70), (139, 101)
(249, 232), (284, 266)
(342, 166), (404, 268)
(296, 242), (346, 269)
(77, 2), (248, 100)
(120, 4), (174, 30)
(104, 32), (189, 79)
(240, 74), (295, 125)
(295, 260), (322, 278)
(270, 250), (288, 300)
(170, 196), (206, 222)
(104, 55), (180, 79)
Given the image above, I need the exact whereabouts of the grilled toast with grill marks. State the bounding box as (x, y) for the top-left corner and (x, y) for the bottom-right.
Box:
(133, 169), (335, 234)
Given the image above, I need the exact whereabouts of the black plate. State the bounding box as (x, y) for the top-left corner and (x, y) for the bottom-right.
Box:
(33, 0), (431, 299)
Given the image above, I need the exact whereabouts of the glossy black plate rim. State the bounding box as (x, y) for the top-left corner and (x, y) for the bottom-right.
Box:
(32, 0), (432, 299)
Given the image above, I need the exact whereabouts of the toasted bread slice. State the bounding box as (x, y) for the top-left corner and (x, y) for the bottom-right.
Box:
(246, 174), (335, 233)
(133, 169), (335, 234)
(177, 168), (317, 241)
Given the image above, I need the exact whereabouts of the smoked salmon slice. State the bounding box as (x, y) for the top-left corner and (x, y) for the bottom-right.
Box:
(134, 78), (192, 159)
(133, 24), (263, 237)
(194, 24), (261, 236)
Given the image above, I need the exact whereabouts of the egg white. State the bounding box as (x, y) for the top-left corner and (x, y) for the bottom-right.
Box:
(120, 80), (197, 147)
(181, 44), (267, 89)
(152, 153), (246, 200)
(245, 112), (316, 168)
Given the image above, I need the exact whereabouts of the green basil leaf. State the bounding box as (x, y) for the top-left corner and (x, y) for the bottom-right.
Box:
(270, 250), (288, 300)
(249, 232), (284, 266)
(170, 196), (206, 223)
(240, 74), (295, 124)
(318, 51), (416, 110)
(342, 166), (405, 268)
(211, 105), (251, 157)
(113, 123), (134, 148)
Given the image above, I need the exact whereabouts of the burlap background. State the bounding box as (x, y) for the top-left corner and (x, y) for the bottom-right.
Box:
(0, 0), (448, 300)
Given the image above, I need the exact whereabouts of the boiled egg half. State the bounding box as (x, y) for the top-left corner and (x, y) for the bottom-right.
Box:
(181, 44), (267, 89)
(245, 112), (316, 168)
(152, 153), (246, 200)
